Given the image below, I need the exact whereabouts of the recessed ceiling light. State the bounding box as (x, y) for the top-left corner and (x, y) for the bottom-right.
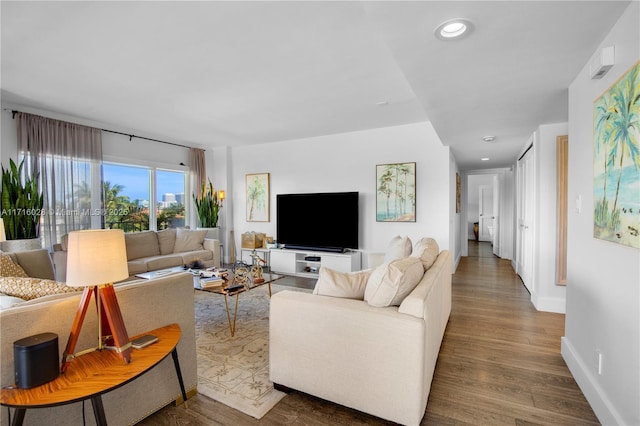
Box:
(376, 101), (389, 107)
(482, 136), (496, 142)
(435, 19), (474, 41)
(481, 157), (490, 161)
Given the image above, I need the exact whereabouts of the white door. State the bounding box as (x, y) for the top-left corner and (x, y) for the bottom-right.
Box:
(516, 146), (535, 292)
(478, 185), (494, 242)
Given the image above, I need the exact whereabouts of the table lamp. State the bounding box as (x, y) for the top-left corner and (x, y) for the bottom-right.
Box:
(61, 229), (131, 373)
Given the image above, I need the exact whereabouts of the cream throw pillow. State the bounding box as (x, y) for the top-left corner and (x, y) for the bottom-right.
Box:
(365, 256), (424, 307)
(0, 254), (29, 277)
(411, 238), (439, 271)
(313, 267), (372, 300)
(383, 235), (412, 263)
(157, 228), (177, 254)
(0, 277), (81, 301)
(173, 228), (207, 253)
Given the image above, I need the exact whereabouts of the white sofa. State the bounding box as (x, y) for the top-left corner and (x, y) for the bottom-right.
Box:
(1, 269), (197, 425)
(269, 249), (451, 425)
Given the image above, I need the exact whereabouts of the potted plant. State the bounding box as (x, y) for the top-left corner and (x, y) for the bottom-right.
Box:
(1, 158), (44, 251)
(193, 179), (223, 240)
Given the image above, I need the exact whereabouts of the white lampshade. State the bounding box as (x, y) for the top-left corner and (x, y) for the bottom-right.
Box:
(66, 229), (129, 287)
(0, 218), (5, 242)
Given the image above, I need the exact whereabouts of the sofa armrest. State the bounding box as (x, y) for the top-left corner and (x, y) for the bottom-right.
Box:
(270, 291), (427, 424)
(203, 238), (221, 267)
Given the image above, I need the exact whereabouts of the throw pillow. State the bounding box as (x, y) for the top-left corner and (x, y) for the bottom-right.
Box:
(364, 256), (424, 307)
(124, 231), (160, 261)
(173, 228), (207, 253)
(383, 235), (412, 263)
(411, 238), (440, 271)
(0, 277), (81, 301)
(0, 254), (29, 278)
(156, 228), (177, 254)
(313, 267), (372, 300)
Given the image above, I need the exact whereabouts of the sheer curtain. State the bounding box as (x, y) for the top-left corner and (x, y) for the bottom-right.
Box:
(16, 112), (103, 249)
(189, 147), (206, 226)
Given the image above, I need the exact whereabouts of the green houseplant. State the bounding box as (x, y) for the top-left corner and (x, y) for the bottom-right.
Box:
(1, 158), (44, 241)
(193, 179), (222, 228)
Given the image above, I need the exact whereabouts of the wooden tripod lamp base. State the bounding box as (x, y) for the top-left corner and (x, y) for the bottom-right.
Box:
(62, 230), (131, 373)
(61, 284), (132, 373)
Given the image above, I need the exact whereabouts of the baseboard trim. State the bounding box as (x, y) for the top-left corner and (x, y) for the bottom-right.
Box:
(531, 293), (566, 313)
(561, 337), (623, 425)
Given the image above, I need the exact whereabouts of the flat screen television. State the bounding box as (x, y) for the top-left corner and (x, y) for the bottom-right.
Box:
(276, 192), (359, 252)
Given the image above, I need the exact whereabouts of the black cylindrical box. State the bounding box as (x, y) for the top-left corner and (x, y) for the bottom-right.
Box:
(14, 332), (59, 389)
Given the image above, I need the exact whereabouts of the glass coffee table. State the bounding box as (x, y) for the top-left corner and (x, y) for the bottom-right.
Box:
(193, 271), (282, 337)
(136, 266), (282, 336)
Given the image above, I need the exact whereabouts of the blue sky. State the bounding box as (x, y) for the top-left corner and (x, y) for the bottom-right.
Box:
(103, 163), (185, 202)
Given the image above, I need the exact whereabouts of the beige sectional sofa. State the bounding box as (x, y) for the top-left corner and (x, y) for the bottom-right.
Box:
(270, 242), (452, 425)
(0, 249), (197, 425)
(53, 228), (221, 281)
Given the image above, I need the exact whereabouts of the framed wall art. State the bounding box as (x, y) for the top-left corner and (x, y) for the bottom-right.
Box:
(246, 173), (270, 222)
(593, 62), (639, 248)
(376, 162), (416, 222)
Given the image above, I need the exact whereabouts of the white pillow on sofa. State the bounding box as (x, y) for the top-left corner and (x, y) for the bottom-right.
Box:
(383, 235), (412, 263)
(313, 267), (372, 300)
(364, 256), (424, 307)
(411, 238), (439, 271)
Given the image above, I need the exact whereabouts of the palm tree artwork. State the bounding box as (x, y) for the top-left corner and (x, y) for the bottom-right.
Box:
(593, 62), (640, 248)
(376, 162), (416, 222)
(246, 173), (270, 222)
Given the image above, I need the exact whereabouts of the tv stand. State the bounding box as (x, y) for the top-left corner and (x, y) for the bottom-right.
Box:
(270, 248), (361, 278)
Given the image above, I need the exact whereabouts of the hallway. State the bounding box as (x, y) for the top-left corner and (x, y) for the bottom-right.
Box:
(424, 242), (598, 424)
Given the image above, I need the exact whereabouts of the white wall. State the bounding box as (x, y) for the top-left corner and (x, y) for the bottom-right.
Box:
(222, 122), (451, 266)
(531, 122), (568, 313)
(562, 3), (639, 425)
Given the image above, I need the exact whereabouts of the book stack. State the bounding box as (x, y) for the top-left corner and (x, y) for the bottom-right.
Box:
(200, 276), (225, 289)
(199, 268), (230, 289)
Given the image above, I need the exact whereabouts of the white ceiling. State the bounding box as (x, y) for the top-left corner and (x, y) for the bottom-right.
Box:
(1, 1), (629, 170)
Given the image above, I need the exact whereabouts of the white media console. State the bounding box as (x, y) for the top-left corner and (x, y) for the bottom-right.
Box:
(269, 248), (361, 278)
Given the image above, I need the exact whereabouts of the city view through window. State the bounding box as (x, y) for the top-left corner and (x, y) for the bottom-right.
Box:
(103, 163), (186, 232)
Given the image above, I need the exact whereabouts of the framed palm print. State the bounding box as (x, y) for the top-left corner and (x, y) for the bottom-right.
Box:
(246, 173), (270, 222)
(376, 162), (416, 222)
(593, 62), (639, 248)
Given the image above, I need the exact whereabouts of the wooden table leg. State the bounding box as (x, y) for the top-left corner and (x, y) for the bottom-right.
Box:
(90, 395), (108, 426)
(171, 348), (188, 408)
(11, 408), (25, 426)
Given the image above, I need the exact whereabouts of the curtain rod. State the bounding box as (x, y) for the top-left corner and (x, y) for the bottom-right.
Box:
(100, 128), (194, 150)
(7, 108), (199, 151)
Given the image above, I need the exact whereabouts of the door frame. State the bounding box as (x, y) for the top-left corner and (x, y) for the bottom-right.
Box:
(460, 168), (514, 259)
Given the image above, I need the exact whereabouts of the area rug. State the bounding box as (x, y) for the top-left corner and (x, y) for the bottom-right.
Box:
(194, 282), (311, 419)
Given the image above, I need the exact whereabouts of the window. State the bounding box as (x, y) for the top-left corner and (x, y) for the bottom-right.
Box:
(156, 169), (186, 229)
(103, 162), (186, 232)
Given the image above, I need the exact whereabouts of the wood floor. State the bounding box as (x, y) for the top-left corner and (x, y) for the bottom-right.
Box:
(140, 242), (599, 425)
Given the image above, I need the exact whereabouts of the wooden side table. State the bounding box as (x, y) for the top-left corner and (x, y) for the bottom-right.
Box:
(1, 324), (188, 426)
